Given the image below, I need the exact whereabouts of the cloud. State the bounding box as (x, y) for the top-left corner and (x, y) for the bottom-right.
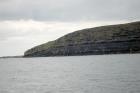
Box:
(0, 0), (140, 21)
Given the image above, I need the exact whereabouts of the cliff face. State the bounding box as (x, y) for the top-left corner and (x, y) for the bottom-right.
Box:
(24, 21), (140, 57)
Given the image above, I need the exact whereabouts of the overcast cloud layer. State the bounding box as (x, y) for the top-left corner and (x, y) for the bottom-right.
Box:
(0, 0), (140, 21)
(0, 0), (140, 56)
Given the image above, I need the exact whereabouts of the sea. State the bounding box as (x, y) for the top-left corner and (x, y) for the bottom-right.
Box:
(0, 54), (140, 93)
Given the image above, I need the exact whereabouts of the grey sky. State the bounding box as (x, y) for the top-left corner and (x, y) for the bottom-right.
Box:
(0, 0), (140, 21)
(0, 0), (140, 56)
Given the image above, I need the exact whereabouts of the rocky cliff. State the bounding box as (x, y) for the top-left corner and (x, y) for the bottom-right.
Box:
(24, 21), (140, 57)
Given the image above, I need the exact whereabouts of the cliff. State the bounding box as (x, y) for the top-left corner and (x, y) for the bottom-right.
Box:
(24, 21), (140, 57)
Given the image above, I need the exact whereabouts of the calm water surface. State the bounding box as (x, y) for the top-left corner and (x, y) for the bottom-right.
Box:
(0, 54), (140, 93)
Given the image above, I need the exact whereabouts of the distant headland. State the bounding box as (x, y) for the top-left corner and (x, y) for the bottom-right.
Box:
(24, 21), (140, 57)
(0, 56), (23, 59)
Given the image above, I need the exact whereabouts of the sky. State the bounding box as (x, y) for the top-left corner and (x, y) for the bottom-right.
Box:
(0, 0), (140, 56)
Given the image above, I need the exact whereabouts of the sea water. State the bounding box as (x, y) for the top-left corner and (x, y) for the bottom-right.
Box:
(0, 54), (140, 93)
